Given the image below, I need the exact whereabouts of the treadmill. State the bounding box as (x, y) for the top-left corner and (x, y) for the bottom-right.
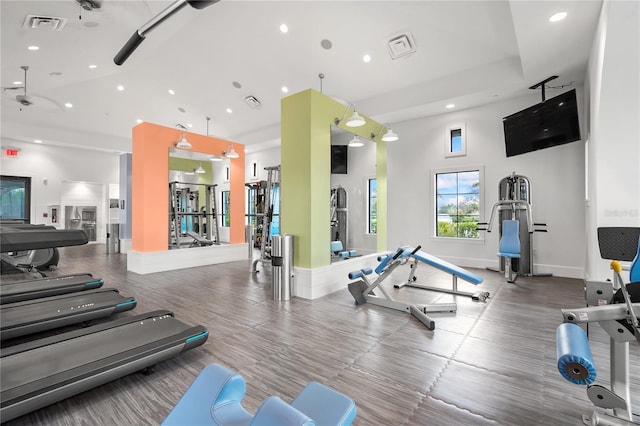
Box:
(1, 310), (209, 422)
(0, 288), (137, 340)
(0, 273), (104, 304)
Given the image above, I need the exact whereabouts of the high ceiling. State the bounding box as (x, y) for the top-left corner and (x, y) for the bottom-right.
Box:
(1, 0), (602, 153)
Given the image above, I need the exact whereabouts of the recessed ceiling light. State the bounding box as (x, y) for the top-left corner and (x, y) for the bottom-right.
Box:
(280, 24), (288, 33)
(226, 108), (232, 114)
(232, 81), (242, 89)
(281, 86), (289, 93)
(178, 107), (186, 113)
(88, 64), (97, 69)
(49, 72), (62, 76)
(28, 45), (39, 51)
(321, 39), (332, 50)
(84, 21), (99, 28)
(168, 89), (175, 95)
(34, 139), (42, 144)
(136, 119), (143, 124)
(363, 54), (371, 63)
(446, 104), (455, 109)
(64, 102), (73, 108)
(549, 12), (567, 22)
(187, 123), (193, 128)
(117, 85), (124, 91)
(13, 81), (22, 85)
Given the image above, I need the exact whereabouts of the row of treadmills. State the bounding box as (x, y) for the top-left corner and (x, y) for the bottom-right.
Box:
(0, 226), (209, 423)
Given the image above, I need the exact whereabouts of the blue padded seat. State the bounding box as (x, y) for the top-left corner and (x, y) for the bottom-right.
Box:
(630, 235), (640, 283)
(162, 363), (356, 426)
(330, 241), (344, 253)
(498, 220), (521, 259)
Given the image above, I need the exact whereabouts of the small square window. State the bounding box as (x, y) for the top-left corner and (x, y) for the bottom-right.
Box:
(445, 123), (466, 158)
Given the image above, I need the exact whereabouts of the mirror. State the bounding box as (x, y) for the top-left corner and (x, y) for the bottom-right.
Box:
(330, 126), (377, 260)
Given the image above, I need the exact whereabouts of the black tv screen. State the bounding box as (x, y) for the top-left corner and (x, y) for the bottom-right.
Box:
(331, 145), (348, 174)
(503, 89), (581, 157)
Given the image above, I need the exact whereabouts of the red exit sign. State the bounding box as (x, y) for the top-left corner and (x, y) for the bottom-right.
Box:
(3, 148), (21, 158)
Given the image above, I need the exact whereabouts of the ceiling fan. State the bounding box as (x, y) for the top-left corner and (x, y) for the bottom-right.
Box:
(2, 66), (62, 111)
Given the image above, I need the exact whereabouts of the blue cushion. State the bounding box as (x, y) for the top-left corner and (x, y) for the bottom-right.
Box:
(252, 396), (314, 426)
(291, 382), (357, 426)
(498, 220), (521, 258)
(331, 241), (344, 253)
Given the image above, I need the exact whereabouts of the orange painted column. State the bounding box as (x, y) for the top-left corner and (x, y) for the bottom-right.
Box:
(132, 122), (245, 252)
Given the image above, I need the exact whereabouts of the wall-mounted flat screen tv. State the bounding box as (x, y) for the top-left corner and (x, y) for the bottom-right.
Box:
(503, 89), (581, 158)
(331, 145), (348, 174)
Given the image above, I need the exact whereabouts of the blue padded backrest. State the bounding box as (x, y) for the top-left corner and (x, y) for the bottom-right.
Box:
(499, 220), (521, 255)
(630, 235), (640, 283)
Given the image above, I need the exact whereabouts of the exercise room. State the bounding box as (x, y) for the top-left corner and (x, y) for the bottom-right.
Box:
(1, 1), (638, 425)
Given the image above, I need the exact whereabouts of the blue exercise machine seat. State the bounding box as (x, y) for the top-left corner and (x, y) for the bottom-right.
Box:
(162, 363), (356, 426)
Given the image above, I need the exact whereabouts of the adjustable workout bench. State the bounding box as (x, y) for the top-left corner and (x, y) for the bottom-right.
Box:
(186, 231), (215, 247)
(348, 246), (458, 330)
(393, 246), (489, 301)
(163, 363), (357, 426)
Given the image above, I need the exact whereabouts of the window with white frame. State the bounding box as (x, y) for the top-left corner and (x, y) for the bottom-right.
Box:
(221, 190), (231, 227)
(368, 178), (377, 234)
(434, 169), (480, 238)
(445, 123), (466, 158)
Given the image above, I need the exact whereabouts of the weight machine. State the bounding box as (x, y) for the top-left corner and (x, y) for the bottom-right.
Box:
(251, 166), (280, 273)
(556, 227), (639, 425)
(477, 172), (549, 282)
(169, 181), (219, 249)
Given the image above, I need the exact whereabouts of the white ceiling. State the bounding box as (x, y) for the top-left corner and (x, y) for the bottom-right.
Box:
(1, 0), (602, 153)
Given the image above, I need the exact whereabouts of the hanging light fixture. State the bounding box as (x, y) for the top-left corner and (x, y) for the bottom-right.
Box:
(348, 135), (364, 147)
(223, 143), (239, 158)
(174, 131), (192, 149)
(334, 104), (366, 128)
(381, 126), (399, 142)
(194, 163), (206, 174)
(371, 123), (399, 142)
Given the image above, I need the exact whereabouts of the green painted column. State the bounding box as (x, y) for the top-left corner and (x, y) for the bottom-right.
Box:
(281, 89), (387, 268)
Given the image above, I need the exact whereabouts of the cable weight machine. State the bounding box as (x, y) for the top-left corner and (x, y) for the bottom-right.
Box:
(169, 181), (219, 248)
(250, 166), (280, 273)
(477, 172), (550, 279)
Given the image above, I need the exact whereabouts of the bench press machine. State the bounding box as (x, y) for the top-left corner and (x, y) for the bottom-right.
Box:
(348, 246), (459, 330)
(393, 246), (489, 301)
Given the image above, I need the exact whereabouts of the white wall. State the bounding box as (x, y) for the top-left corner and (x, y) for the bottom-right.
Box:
(0, 140), (120, 242)
(245, 146), (281, 183)
(387, 92), (586, 278)
(584, 0), (640, 282)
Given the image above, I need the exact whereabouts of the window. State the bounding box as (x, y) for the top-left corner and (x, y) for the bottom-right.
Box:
(221, 191), (231, 227)
(435, 170), (480, 238)
(368, 178), (377, 234)
(445, 123), (466, 158)
(0, 175), (31, 224)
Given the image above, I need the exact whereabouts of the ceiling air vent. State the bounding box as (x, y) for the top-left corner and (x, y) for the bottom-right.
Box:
(23, 15), (68, 31)
(387, 32), (417, 60)
(243, 95), (262, 110)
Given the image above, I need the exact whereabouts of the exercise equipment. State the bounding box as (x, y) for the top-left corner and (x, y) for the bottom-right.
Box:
(393, 247), (489, 302)
(162, 363), (357, 426)
(0, 310), (208, 423)
(169, 181), (219, 248)
(556, 228), (640, 425)
(0, 226), (88, 278)
(251, 166), (280, 273)
(0, 288), (136, 340)
(0, 273), (104, 304)
(331, 240), (357, 259)
(331, 186), (348, 251)
(348, 246), (459, 330)
(477, 172), (549, 281)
